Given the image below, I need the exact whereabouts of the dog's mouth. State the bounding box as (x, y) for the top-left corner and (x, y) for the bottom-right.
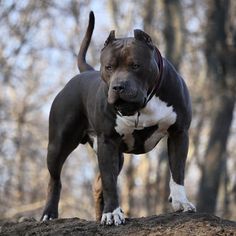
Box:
(114, 98), (145, 116)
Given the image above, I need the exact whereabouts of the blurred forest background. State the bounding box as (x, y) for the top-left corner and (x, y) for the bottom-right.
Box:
(0, 0), (236, 221)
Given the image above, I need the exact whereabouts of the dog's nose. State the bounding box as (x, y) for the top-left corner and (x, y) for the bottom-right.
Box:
(112, 84), (125, 93)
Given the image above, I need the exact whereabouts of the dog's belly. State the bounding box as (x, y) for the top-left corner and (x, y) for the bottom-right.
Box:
(115, 96), (177, 154)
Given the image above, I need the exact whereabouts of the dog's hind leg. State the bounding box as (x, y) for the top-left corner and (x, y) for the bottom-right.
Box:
(93, 153), (124, 221)
(93, 173), (104, 221)
(41, 117), (85, 221)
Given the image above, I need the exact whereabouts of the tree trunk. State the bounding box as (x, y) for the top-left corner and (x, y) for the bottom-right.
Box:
(143, 0), (156, 35)
(163, 0), (185, 69)
(125, 155), (135, 217)
(197, 94), (235, 212)
(144, 156), (153, 215)
(15, 108), (27, 202)
(162, 153), (170, 213)
(197, 0), (236, 213)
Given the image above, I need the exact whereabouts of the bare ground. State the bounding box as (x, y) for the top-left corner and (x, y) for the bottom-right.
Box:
(0, 212), (236, 236)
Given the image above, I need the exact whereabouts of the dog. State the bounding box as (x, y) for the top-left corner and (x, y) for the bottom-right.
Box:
(41, 11), (196, 225)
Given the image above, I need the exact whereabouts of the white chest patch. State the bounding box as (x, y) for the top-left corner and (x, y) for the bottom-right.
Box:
(115, 96), (177, 153)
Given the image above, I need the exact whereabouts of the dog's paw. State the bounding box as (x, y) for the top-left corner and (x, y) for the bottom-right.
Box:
(42, 214), (55, 221)
(171, 198), (196, 212)
(101, 207), (125, 226)
(169, 177), (196, 213)
(41, 209), (58, 221)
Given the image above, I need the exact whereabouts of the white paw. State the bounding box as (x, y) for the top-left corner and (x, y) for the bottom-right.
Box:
(169, 176), (196, 212)
(42, 215), (54, 221)
(101, 207), (125, 226)
(171, 197), (196, 212)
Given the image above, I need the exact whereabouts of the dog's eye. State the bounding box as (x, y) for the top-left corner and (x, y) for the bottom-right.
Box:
(105, 65), (113, 71)
(131, 64), (140, 70)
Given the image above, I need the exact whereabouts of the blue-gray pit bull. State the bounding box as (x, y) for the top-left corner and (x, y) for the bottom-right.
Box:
(41, 11), (196, 225)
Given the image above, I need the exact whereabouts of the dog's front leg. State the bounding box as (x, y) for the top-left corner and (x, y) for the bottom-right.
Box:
(167, 130), (196, 212)
(97, 135), (125, 226)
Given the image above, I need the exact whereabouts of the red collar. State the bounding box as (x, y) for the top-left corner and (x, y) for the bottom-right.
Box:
(144, 47), (164, 105)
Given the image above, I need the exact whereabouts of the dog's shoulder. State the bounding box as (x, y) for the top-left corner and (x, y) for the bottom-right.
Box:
(160, 58), (192, 129)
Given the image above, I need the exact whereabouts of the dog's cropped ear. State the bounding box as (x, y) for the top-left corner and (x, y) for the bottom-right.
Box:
(134, 29), (153, 49)
(104, 30), (116, 47)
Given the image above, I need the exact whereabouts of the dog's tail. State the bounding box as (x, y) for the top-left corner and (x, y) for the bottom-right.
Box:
(77, 11), (95, 72)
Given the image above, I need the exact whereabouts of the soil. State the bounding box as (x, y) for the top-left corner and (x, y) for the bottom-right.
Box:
(0, 212), (235, 236)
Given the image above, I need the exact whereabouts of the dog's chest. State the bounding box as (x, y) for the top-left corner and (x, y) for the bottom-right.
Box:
(115, 96), (177, 154)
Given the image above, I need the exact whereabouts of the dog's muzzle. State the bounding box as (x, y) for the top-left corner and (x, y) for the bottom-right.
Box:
(108, 81), (146, 116)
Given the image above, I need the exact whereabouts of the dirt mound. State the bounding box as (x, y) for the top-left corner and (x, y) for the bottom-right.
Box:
(0, 212), (235, 236)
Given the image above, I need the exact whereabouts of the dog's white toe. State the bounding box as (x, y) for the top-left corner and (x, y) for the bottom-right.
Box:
(42, 215), (49, 221)
(42, 214), (55, 221)
(101, 207), (125, 226)
(172, 199), (196, 212)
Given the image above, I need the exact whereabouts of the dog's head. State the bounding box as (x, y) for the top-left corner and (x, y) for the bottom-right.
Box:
(100, 30), (160, 116)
